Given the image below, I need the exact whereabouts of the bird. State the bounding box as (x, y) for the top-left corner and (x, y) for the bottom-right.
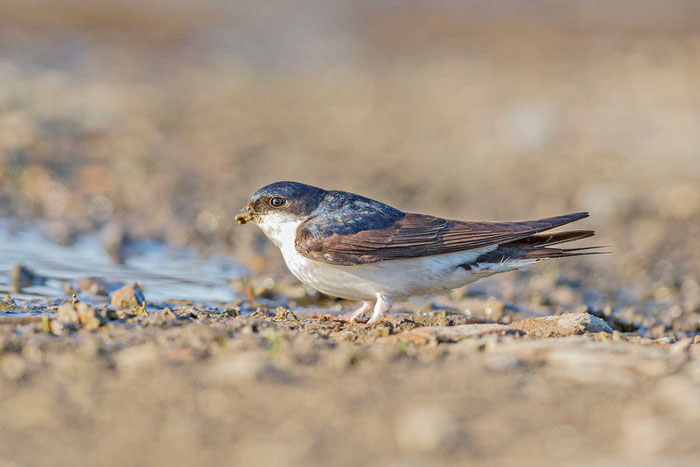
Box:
(235, 181), (603, 324)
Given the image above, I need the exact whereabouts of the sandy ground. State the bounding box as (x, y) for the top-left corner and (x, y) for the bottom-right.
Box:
(0, 1), (699, 465)
(0, 297), (699, 466)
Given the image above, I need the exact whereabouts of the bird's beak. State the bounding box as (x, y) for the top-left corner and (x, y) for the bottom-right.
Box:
(235, 206), (253, 224)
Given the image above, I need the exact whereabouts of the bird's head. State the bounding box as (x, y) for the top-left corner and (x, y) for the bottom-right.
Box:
(235, 181), (327, 227)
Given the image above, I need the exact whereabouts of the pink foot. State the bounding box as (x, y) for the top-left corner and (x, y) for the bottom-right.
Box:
(345, 301), (375, 323)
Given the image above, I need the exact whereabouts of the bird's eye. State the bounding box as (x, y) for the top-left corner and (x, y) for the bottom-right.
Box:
(270, 196), (285, 208)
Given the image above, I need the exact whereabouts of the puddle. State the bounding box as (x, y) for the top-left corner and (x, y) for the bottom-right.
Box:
(0, 221), (248, 307)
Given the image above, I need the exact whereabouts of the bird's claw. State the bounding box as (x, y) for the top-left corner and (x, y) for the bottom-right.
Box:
(346, 315), (368, 324)
(345, 301), (374, 324)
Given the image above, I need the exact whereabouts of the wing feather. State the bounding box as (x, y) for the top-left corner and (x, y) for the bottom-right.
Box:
(296, 211), (589, 265)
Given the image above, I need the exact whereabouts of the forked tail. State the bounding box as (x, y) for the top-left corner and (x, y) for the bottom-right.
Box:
(475, 228), (608, 263)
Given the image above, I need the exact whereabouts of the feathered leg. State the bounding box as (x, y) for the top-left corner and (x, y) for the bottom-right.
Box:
(367, 294), (392, 324)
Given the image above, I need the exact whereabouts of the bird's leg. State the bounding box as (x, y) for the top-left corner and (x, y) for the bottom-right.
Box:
(347, 301), (374, 323)
(367, 294), (392, 324)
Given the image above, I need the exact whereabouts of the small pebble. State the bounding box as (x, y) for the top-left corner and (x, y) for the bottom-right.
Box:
(110, 283), (146, 309)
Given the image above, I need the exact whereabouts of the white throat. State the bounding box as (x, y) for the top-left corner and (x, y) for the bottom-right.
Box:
(255, 213), (304, 251)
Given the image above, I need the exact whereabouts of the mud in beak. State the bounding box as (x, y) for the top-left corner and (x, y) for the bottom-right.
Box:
(235, 207), (253, 224)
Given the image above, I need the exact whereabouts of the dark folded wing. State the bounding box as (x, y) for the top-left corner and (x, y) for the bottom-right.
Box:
(295, 211), (589, 265)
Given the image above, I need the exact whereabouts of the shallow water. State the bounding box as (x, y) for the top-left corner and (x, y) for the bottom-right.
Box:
(0, 222), (247, 306)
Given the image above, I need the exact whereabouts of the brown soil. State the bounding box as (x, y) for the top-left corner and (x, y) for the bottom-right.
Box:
(0, 299), (698, 466)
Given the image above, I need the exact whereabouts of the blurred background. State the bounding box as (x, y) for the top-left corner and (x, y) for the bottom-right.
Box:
(2, 2), (700, 465)
(0, 0), (698, 289)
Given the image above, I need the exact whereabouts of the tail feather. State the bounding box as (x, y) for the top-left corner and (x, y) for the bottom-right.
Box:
(458, 213), (607, 271)
(515, 245), (610, 260)
(471, 245), (608, 267)
(471, 226), (608, 264)
(501, 230), (595, 248)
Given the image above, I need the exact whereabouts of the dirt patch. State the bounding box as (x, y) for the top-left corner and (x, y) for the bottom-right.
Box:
(0, 299), (698, 465)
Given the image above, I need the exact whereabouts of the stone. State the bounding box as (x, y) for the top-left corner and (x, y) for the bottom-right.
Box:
(110, 282), (146, 309)
(57, 303), (79, 323)
(0, 298), (14, 312)
(76, 303), (105, 330)
(509, 312), (612, 337)
(102, 308), (119, 321)
(77, 277), (108, 296)
(394, 323), (524, 344)
(57, 302), (105, 329)
(273, 307), (298, 321)
(157, 307), (177, 320)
